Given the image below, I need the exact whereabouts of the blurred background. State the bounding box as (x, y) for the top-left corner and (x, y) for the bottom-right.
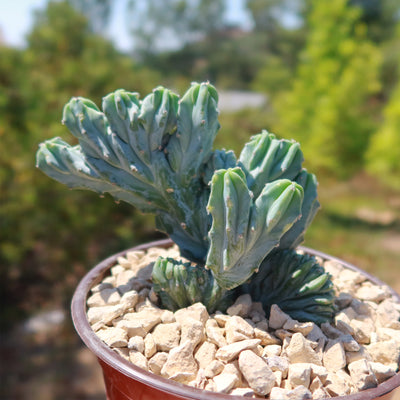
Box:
(1, 0), (399, 398)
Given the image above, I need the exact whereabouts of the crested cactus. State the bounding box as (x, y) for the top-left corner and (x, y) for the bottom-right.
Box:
(240, 249), (335, 324)
(36, 82), (334, 323)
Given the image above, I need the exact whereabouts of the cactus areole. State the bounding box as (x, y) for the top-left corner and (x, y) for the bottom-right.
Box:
(36, 82), (335, 324)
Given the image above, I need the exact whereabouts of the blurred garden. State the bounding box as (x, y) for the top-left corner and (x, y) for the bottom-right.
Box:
(1, 0), (400, 398)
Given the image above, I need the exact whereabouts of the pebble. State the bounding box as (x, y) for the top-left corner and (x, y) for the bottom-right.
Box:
(225, 316), (254, 343)
(348, 359), (378, 390)
(216, 339), (261, 363)
(129, 350), (149, 370)
(288, 363), (311, 388)
(96, 327), (128, 347)
(323, 340), (346, 372)
(226, 294), (252, 317)
(152, 322), (181, 352)
(161, 341), (198, 383)
(269, 304), (290, 330)
(286, 333), (322, 366)
(194, 341), (217, 369)
(238, 350), (276, 396)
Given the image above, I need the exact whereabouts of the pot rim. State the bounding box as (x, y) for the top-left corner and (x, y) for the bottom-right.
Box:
(71, 238), (400, 400)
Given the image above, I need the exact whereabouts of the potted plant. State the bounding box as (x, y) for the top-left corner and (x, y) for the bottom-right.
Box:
(36, 82), (400, 399)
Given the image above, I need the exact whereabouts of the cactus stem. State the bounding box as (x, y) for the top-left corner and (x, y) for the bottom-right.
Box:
(164, 149), (168, 154)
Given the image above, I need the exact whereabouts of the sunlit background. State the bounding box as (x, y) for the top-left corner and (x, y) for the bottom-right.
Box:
(1, 0), (400, 398)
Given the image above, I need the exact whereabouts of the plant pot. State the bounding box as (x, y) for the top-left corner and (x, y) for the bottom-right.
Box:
(71, 239), (400, 400)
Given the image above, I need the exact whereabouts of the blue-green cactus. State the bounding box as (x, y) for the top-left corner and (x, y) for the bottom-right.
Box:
(152, 257), (232, 312)
(240, 249), (335, 324)
(37, 83), (218, 261)
(36, 82), (334, 323)
(205, 167), (304, 290)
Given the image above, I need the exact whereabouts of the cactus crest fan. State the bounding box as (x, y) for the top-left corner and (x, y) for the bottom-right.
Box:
(36, 82), (334, 323)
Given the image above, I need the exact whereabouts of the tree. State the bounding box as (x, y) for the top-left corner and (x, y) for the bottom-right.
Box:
(273, 0), (381, 178)
(0, 1), (160, 326)
(366, 25), (400, 190)
(126, 0), (226, 59)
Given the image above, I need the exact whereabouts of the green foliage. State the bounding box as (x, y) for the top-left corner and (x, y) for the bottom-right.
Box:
(0, 0), (161, 326)
(240, 248), (335, 324)
(273, 0), (382, 178)
(366, 73), (400, 189)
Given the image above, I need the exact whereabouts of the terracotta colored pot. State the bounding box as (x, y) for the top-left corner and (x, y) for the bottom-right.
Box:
(71, 239), (400, 400)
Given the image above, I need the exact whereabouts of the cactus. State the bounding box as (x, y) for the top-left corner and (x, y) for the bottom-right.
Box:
(240, 249), (335, 324)
(37, 83), (218, 261)
(36, 82), (335, 323)
(152, 257), (232, 312)
(205, 167), (304, 290)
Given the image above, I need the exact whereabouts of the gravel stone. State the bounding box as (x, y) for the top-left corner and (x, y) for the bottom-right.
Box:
(205, 319), (227, 348)
(348, 359), (378, 390)
(238, 350), (276, 396)
(144, 333), (157, 358)
(288, 363), (311, 389)
(226, 294), (252, 317)
(216, 339), (261, 363)
(286, 332), (322, 365)
(194, 341), (217, 369)
(225, 316), (254, 343)
(129, 350), (148, 370)
(269, 304), (291, 330)
(128, 335), (145, 353)
(323, 340), (346, 372)
(96, 327), (128, 347)
(148, 352), (168, 374)
(152, 322), (181, 352)
(161, 341), (198, 383)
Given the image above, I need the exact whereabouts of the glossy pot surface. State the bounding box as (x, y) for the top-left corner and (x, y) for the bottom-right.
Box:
(71, 239), (400, 400)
